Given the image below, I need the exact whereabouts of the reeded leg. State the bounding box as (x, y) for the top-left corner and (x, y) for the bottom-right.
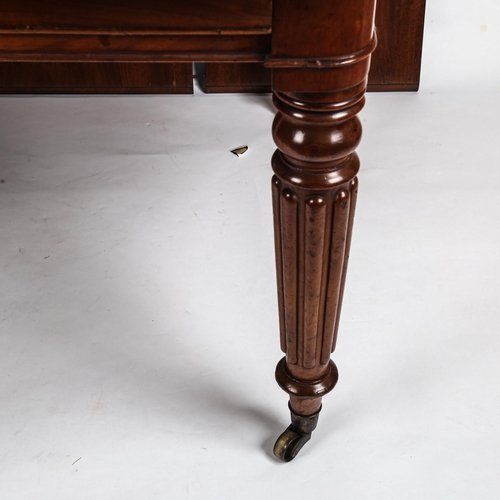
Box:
(268, 0), (377, 461)
(271, 90), (362, 461)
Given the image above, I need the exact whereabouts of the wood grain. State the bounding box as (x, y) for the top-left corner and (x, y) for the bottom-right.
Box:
(0, 62), (193, 94)
(0, 0), (272, 35)
(369, 0), (426, 91)
(0, 34), (271, 63)
(205, 0), (427, 93)
(271, 0), (376, 420)
(0, 0), (409, 459)
(205, 62), (271, 93)
(0, 0), (425, 93)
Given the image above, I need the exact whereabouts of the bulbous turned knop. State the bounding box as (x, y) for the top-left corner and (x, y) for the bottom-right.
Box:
(272, 112), (362, 165)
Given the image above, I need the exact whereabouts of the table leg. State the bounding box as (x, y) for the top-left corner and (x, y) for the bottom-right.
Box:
(268, 0), (377, 461)
(271, 89), (362, 461)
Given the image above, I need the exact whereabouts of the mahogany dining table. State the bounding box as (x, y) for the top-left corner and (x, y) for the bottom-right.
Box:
(0, 0), (425, 461)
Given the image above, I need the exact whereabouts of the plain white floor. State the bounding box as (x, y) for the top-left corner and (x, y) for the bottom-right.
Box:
(1, 2), (500, 499)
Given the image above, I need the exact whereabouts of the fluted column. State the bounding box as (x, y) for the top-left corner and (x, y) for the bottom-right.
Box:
(268, 0), (377, 461)
(272, 88), (362, 417)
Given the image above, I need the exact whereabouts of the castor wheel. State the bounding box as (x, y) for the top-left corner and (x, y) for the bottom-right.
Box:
(273, 425), (311, 462)
(273, 405), (321, 462)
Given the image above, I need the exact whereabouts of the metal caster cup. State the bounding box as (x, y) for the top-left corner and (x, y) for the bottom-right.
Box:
(273, 405), (321, 462)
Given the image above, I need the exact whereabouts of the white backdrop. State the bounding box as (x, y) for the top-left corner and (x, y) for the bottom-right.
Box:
(423, 0), (500, 89)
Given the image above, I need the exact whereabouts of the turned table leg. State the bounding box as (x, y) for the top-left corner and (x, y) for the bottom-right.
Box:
(267, 0), (377, 461)
(271, 89), (362, 461)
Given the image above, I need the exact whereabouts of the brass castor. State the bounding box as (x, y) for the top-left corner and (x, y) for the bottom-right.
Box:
(273, 405), (321, 462)
(273, 426), (311, 462)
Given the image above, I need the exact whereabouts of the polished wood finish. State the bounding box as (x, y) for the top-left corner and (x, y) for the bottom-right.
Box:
(0, 0), (272, 34)
(0, 62), (193, 94)
(3, 0), (387, 459)
(0, 0), (425, 94)
(0, 0), (271, 63)
(205, 62), (271, 93)
(369, 0), (426, 91)
(0, 34), (271, 63)
(205, 0), (426, 93)
(270, 0), (376, 434)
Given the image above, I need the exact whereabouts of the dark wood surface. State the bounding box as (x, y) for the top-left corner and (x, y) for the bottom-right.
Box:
(205, 62), (271, 93)
(2, 0), (385, 460)
(268, 0), (377, 460)
(369, 0), (426, 90)
(270, 0), (376, 422)
(0, 0), (271, 63)
(205, 0), (426, 93)
(0, 62), (193, 94)
(0, 0), (425, 93)
(0, 0), (272, 34)
(0, 34), (271, 63)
